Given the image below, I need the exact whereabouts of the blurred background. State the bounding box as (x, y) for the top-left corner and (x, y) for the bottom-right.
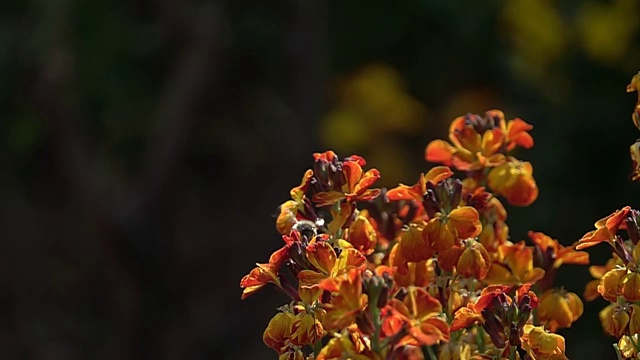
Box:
(1, 0), (640, 358)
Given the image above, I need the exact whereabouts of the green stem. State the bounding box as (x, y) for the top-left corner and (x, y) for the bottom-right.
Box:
(370, 305), (382, 353)
(509, 346), (517, 360)
(313, 339), (323, 357)
(614, 343), (624, 360)
(475, 326), (486, 353)
(421, 345), (437, 360)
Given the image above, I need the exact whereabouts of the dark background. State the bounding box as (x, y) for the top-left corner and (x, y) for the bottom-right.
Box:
(1, 0), (639, 359)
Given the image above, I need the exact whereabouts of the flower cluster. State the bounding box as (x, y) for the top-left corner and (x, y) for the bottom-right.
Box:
(577, 71), (640, 359)
(240, 110), (592, 360)
(241, 110), (590, 359)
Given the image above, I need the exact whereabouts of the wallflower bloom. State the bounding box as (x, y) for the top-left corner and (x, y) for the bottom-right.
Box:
(386, 166), (454, 203)
(454, 239), (492, 280)
(577, 206), (631, 250)
(317, 325), (376, 360)
(313, 155), (381, 206)
(528, 231), (589, 269)
(598, 268), (627, 302)
(320, 269), (368, 331)
(389, 243), (436, 287)
(264, 311), (296, 354)
(276, 170), (314, 234)
(297, 239), (366, 287)
(382, 287), (450, 346)
(425, 110), (533, 171)
(584, 258), (620, 301)
(521, 325), (568, 360)
(600, 303), (630, 338)
(424, 206), (482, 253)
(487, 159), (538, 206)
(240, 244), (290, 299)
(537, 289), (583, 331)
(398, 222), (434, 263)
(346, 215), (378, 255)
(484, 241), (545, 285)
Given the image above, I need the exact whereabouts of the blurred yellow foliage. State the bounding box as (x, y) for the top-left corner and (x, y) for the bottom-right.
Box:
(577, 0), (639, 64)
(320, 64), (427, 185)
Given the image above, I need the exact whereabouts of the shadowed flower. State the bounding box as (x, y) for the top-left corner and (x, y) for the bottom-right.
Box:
(240, 244), (290, 299)
(456, 239), (492, 280)
(600, 303), (630, 338)
(537, 289), (583, 331)
(484, 241), (545, 286)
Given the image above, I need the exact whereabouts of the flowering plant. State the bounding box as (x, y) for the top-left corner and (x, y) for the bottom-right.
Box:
(240, 72), (640, 359)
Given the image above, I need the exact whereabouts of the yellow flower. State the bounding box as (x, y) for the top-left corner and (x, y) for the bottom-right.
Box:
(521, 325), (568, 360)
(537, 289), (583, 331)
(290, 312), (323, 347)
(456, 240), (492, 280)
(598, 268), (627, 302)
(263, 312), (296, 354)
(600, 303), (629, 338)
(622, 272), (640, 301)
(487, 159), (538, 207)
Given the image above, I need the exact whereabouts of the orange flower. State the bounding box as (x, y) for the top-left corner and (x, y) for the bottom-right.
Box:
(486, 159), (538, 206)
(537, 289), (583, 331)
(320, 269), (368, 331)
(398, 222), (434, 263)
(424, 206), (482, 253)
(313, 159), (381, 206)
(387, 166), (454, 202)
(298, 239), (366, 287)
(521, 325), (567, 360)
(346, 215), (378, 255)
(240, 244), (290, 299)
(528, 231), (589, 269)
(577, 206), (631, 250)
(276, 169), (315, 234)
(456, 240), (492, 280)
(425, 110), (533, 171)
(450, 284), (513, 331)
(389, 243), (436, 287)
(484, 241), (545, 285)
(263, 311), (296, 354)
(383, 287), (450, 346)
